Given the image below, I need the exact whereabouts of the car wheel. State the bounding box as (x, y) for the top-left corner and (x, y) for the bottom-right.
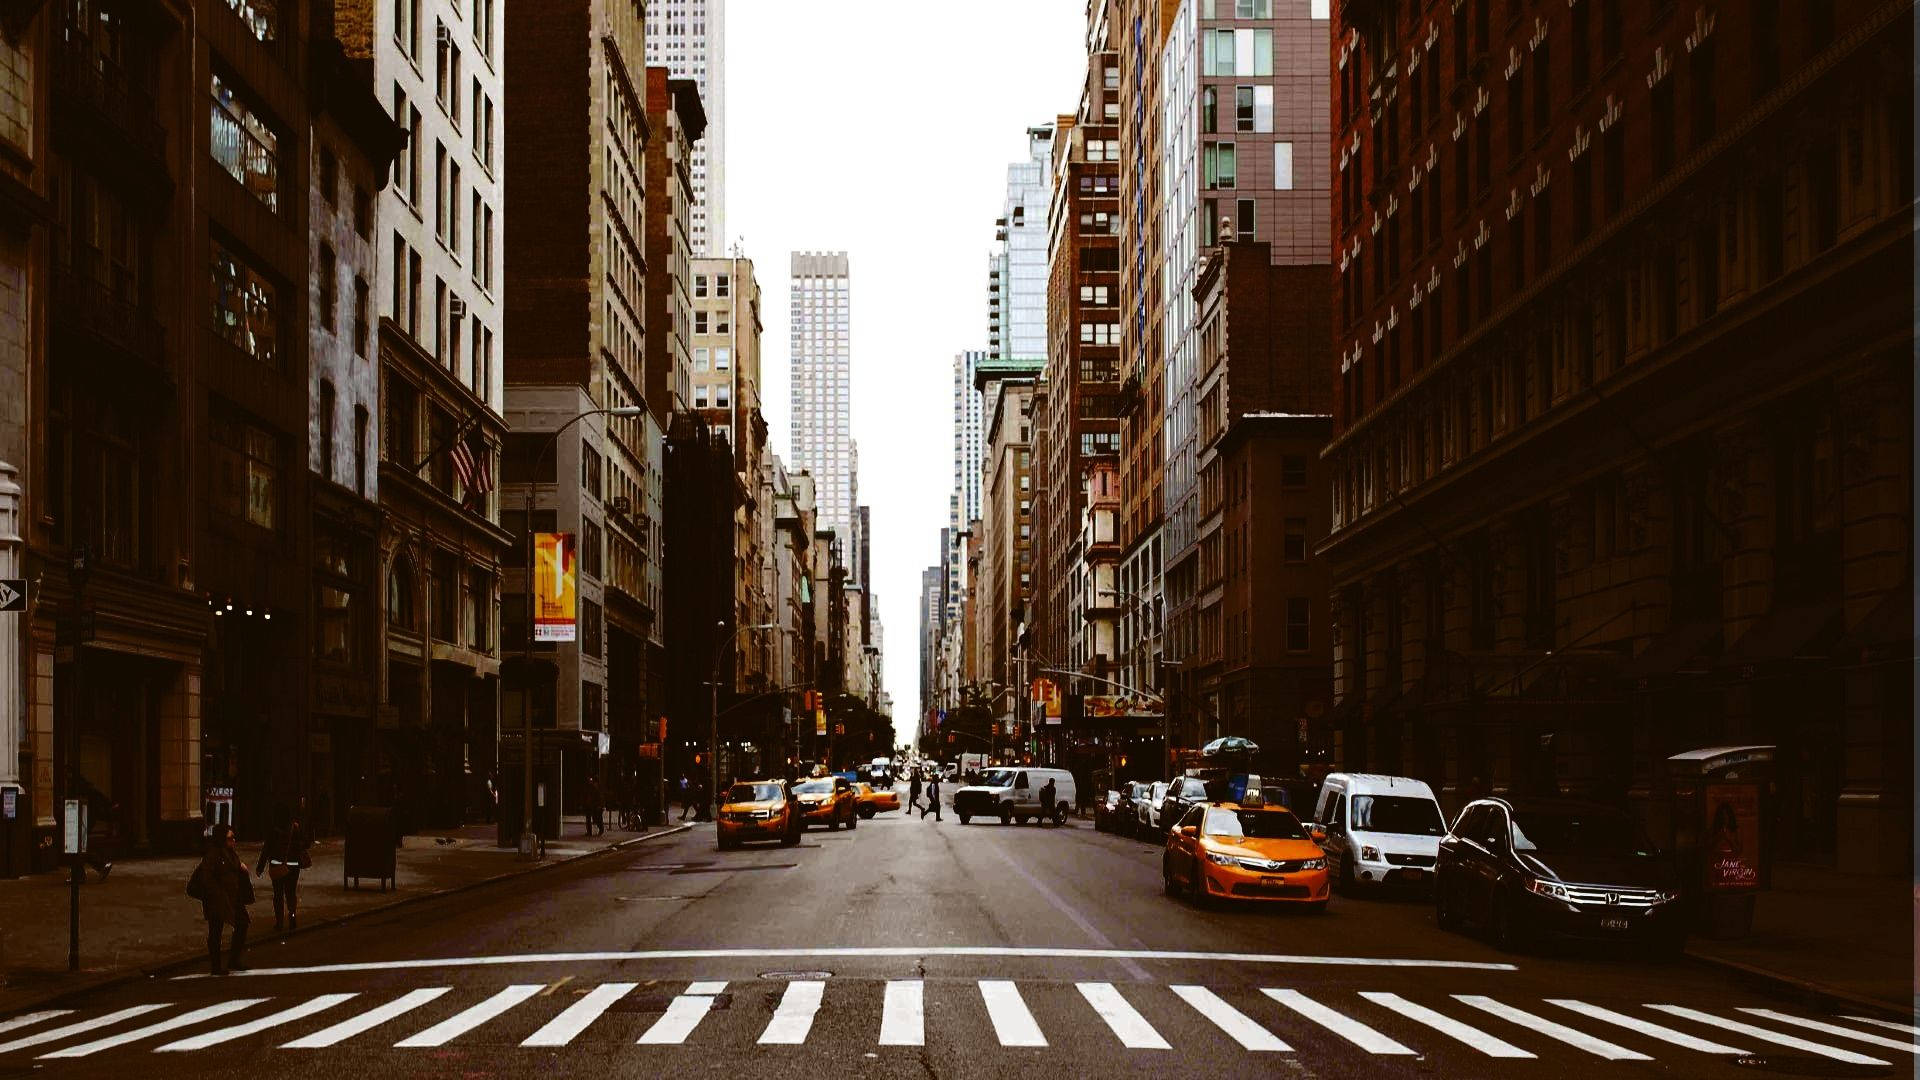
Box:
(859, 806), (875, 819)
(1493, 893), (1533, 953)
(846, 808), (858, 830)
(1337, 851), (1357, 895)
(717, 836), (737, 851)
(999, 807), (1013, 826)
(1434, 872), (1461, 932)
(958, 813), (971, 825)
(1187, 861), (1210, 908)
(1305, 899), (1329, 915)
(779, 828), (800, 847)
(827, 815), (840, 831)
(1162, 855), (1180, 897)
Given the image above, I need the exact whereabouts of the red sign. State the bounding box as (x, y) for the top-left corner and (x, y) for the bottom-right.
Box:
(1704, 783), (1761, 891)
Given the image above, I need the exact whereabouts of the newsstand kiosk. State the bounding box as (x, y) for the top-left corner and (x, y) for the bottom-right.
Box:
(1666, 745), (1774, 939)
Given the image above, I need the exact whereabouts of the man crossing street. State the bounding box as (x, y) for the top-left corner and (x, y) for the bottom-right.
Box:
(908, 769), (924, 814)
(920, 774), (942, 822)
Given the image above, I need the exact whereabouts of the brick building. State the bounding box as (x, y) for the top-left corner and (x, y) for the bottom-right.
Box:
(1324, 0), (1912, 872)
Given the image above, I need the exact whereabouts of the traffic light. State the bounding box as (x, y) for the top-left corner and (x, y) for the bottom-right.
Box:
(991, 723), (1000, 736)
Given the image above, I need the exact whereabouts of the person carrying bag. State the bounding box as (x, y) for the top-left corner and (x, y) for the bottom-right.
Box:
(190, 823), (253, 976)
(254, 804), (311, 934)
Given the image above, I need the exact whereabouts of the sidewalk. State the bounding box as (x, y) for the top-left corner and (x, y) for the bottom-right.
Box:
(0, 815), (688, 1014)
(1683, 862), (1917, 1014)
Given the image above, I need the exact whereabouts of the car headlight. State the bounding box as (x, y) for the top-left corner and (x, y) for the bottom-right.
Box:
(751, 809), (774, 820)
(1302, 857), (1327, 870)
(1653, 888), (1681, 904)
(1360, 845), (1379, 861)
(1206, 851), (1238, 866)
(1526, 878), (1575, 902)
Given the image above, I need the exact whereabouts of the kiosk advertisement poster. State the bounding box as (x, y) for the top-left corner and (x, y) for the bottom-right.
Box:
(1704, 783), (1761, 891)
(534, 532), (578, 642)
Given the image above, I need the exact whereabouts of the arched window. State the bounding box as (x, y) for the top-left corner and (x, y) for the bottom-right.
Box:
(387, 552), (417, 631)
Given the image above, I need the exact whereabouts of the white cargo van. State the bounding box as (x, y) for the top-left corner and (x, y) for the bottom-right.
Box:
(952, 767), (1077, 825)
(1310, 774), (1447, 891)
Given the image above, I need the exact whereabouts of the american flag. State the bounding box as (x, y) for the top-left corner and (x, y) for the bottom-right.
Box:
(449, 434), (490, 505)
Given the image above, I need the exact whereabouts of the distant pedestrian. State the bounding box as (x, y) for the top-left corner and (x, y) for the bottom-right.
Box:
(679, 775), (695, 821)
(254, 804), (311, 933)
(74, 775), (114, 880)
(189, 823), (253, 975)
(584, 778), (605, 836)
(1039, 778), (1058, 827)
(921, 776), (942, 821)
(908, 771), (924, 814)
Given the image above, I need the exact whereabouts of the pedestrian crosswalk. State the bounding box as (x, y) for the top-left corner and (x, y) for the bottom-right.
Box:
(0, 979), (1912, 1066)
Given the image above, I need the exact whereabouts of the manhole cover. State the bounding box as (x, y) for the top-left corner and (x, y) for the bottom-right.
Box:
(759, 970), (833, 980)
(1731, 1055), (1895, 1078)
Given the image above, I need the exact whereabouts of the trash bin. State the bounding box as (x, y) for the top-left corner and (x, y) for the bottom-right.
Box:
(1666, 745), (1774, 939)
(344, 805), (397, 891)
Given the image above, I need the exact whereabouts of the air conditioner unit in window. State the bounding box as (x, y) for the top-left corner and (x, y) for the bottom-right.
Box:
(436, 23), (453, 45)
(448, 296), (468, 319)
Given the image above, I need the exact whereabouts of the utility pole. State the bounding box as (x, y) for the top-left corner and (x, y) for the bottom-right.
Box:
(64, 544), (88, 971)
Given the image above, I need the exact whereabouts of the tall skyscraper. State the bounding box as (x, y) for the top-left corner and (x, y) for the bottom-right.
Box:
(788, 251), (855, 537)
(644, 0), (726, 254)
(947, 350), (984, 625)
(983, 126), (1054, 383)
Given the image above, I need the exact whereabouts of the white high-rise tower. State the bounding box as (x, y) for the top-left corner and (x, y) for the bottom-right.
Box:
(644, 0), (725, 255)
(789, 251), (854, 537)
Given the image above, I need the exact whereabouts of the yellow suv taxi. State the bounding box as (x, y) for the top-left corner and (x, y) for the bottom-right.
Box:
(792, 776), (858, 831)
(1163, 797), (1330, 910)
(717, 780), (802, 850)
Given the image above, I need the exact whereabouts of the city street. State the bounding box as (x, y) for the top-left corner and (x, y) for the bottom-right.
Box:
(1, 786), (1911, 1079)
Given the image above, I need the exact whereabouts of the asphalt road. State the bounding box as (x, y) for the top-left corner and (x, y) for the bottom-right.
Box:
(1, 786), (1913, 1079)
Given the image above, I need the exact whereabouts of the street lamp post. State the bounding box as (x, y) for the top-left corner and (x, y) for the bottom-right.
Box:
(710, 621), (777, 818)
(518, 406), (645, 858)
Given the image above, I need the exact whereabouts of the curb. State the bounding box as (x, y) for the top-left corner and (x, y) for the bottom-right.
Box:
(0, 822), (696, 1015)
(1682, 947), (1916, 1020)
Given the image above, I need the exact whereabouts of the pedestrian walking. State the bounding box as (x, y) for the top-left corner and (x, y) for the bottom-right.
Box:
(678, 775), (694, 821)
(921, 776), (942, 821)
(74, 774), (114, 880)
(1039, 777), (1058, 827)
(187, 823), (253, 975)
(254, 804), (311, 933)
(908, 770), (924, 814)
(584, 778), (605, 836)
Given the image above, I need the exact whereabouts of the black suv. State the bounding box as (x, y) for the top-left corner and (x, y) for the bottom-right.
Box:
(1435, 797), (1686, 955)
(1154, 777), (1212, 841)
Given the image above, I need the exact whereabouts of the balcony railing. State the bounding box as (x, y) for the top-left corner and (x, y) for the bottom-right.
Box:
(52, 266), (167, 380)
(52, 38), (168, 174)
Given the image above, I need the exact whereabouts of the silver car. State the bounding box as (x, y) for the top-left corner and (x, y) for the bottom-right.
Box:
(1134, 781), (1170, 840)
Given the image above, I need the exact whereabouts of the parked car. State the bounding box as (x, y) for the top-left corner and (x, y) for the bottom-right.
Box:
(792, 776), (859, 831)
(952, 767), (1076, 825)
(1133, 781), (1171, 839)
(1162, 798), (1329, 909)
(854, 782), (900, 818)
(1310, 774), (1448, 893)
(717, 780), (802, 850)
(1154, 776), (1213, 841)
(1435, 797), (1685, 955)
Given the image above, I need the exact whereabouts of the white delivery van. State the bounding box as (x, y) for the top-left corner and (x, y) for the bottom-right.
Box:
(1310, 773), (1448, 891)
(952, 767), (1077, 825)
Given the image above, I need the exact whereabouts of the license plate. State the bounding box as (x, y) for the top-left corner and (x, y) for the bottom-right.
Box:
(1600, 916), (1633, 931)
(1392, 868), (1428, 881)
(1261, 877), (1284, 887)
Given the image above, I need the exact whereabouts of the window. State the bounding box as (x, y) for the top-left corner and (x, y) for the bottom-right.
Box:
(1235, 198), (1254, 240)
(1690, 39), (1716, 148)
(581, 518), (603, 579)
(1651, 77), (1676, 179)
(316, 580), (353, 663)
(694, 310), (708, 334)
(1571, 0), (1591, 92)
(385, 376), (417, 467)
(1234, 85), (1272, 132)
(1284, 517), (1307, 562)
(1204, 141), (1237, 189)
(1285, 597), (1310, 651)
(319, 146), (337, 205)
(393, 0), (420, 56)
(354, 405), (369, 496)
(210, 412), (277, 530)
(430, 549), (459, 641)
(1281, 455), (1307, 488)
(318, 380), (336, 483)
(210, 73), (278, 211)
(1533, 42), (1551, 139)
(211, 240), (278, 367)
(387, 553), (417, 632)
(715, 347), (731, 370)
(318, 243), (337, 331)
(465, 569), (491, 650)
(1201, 86), (1217, 133)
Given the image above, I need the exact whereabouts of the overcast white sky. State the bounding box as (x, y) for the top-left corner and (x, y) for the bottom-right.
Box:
(727, 1), (1085, 718)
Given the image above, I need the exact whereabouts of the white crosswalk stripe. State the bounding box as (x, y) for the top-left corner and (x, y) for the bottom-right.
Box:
(1546, 998), (1752, 1054)
(1170, 985), (1291, 1052)
(1845, 1015), (1920, 1037)
(1077, 982), (1170, 1050)
(522, 982), (637, 1047)
(759, 980), (826, 1045)
(1645, 1005), (1890, 1065)
(156, 994), (357, 1052)
(0, 1011), (73, 1039)
(1263, 988), (1415, 1055)
(980, 980), (1047, 1047)
(1452, 994), (1650, 1060)
(394, 984), (542, 1048)
(1735, 1009), (1920, 1054)
(0, 1005), (168, 1055)
(1360, 991), (1533, 1058)
(636, 981), (726, 1045)
(877, 980), (924, 1046)
(282, 988), (451, 1048)
(41, 999), (267, 1059)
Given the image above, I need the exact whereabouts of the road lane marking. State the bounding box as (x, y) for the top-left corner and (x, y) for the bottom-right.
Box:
(636, 982), (726, 1044)
(0, 1005), (167, 1055)
(41, 999), (267, 1059)
(1845, 1016), (1920, 1037)
(1170, 985), (1290, 1051)
(522, 982), (636, 1047)
(1077, 982), (1170, 1050)
(1546, 999), (1749, 1054)
(980, 980), (1046, 1047)
(1262, 989), (1415, 1055)
(282, 988), (450, 1048)
(878, 980), (924, 1046)
(155, 994), (357, 1052)
(1735, 1010), (1920, 1054)
(1644, 1005), (1889, 1065)
(393, 984), (542, 1047)
(183, 945), (1518, 978)
(1452, 995), (1650, 1060)
(758, 980), (825, 1045)
(0, 1011), (73, 1038)
(1360, 991), (1533, 1058)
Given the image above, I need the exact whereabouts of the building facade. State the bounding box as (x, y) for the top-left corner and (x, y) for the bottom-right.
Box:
(1325, 0), (1913, 873)
(788, 251), (854, 537)
(643, 0), (724, 255)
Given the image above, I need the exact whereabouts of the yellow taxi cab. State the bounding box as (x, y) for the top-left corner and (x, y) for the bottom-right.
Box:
(717, 780), (802, 850)
(1162, 794), (1330, 910)
(792, 776), (858, 831)
(855, 782), (901, 818)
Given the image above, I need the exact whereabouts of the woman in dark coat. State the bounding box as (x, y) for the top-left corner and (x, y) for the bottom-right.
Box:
(195, 823), (253, 974)
(254, 804), (310, 933)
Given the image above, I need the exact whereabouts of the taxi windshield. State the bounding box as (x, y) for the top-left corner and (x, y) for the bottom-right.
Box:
(794, 780), (834, 795)
(726, 783), (782, 803)
(1351, 795), (1446, 836)
(1205, 808), (1308, 840)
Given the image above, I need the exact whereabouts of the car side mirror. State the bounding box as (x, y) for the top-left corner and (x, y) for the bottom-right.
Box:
(1180, 825), (1198, 838)
(1309, 827), (1328, 844)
